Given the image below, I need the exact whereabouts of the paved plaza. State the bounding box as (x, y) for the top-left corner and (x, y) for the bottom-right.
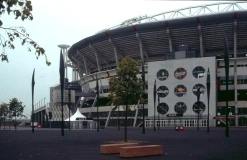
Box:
(0, 127), (247, 160)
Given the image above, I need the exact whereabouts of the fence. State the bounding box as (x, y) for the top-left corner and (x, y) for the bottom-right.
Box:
(145, 119), (208, 127)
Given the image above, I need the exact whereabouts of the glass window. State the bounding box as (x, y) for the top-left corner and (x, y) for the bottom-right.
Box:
(217, 106), (235, 115)
(237, 75), (243, 79)
(238, 108), (247, 115)
(229, 76), (234, 80)
(220, 76), (225, 80)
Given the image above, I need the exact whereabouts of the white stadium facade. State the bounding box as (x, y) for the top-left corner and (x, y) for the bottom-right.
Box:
(34, 2), (247, 128)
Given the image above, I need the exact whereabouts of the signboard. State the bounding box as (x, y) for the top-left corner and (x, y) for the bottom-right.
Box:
(174, 68), (187, 80)
(213, 116), (235, 120)
(157, 69), (169, 81)
(192, 84), (205, 96)
(192, 66), (205, 78)
(174, 85), (187, 97)
(166, 113), (183, 117)
(220, 80), (234, 85)
(157, 86), (169, 98)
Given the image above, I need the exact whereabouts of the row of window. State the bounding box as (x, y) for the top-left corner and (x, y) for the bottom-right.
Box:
(219, 75), (247, 80)
(218, 90), (247, 101)
(217, 106), (247, 115)
(219, 64), (247, 68)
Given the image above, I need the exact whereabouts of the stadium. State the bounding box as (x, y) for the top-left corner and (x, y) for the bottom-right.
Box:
(34, 2), (247, 129)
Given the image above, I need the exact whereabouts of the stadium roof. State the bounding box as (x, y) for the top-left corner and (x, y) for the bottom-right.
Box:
(68, 2), (247, 74)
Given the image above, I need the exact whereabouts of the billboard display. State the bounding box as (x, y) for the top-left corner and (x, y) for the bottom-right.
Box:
(148, 57), (216, 117)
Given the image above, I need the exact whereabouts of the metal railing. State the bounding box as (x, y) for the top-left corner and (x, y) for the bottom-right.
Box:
(96, 2), (247, 33)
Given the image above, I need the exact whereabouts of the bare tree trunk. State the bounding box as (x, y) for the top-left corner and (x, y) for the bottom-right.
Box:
(124, 105), (128, 142)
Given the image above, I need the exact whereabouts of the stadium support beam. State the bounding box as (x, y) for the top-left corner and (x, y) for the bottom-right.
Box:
(109, 38), (119, 68)
(234, 19), (238, 127)
(75, 52), (89, 75)
(136, 32), (149, 61)
(166, 28), (173, 52)
(89, 44), (109, 68)
(78, 50), (98, 72)
(198, 24), (204, 57)
(89, 44), (101, 72)
(72, 56), (85, 76)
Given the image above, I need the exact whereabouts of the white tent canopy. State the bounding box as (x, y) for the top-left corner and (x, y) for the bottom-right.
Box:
(65, 108), (87, 121)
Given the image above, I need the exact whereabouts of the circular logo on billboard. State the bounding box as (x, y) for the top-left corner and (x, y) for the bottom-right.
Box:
(174, 85), (187, 97)
(174, 68), (187, 80)
(192, 66), (205, 78)
(157, 69), (169, 81)
(157, 86), (169, 98)
(192, 101), (206, 114)
(192, 84), (205, 96)
(157, 103), (169, 115)
(174, 102), (187, 114)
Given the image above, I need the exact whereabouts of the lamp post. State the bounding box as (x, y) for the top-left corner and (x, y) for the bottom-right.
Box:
(206, 68), (211, 133)
(96, 74), (99, 132)
(68, 85), (71, 131)
(15, 110), (17, 131)
(196, 87), (201, 131)
(157, 95), (160, 130)
(58, 44), (70, 136)
(31, 69), (35, 133)
(59, 48), (65, 136)
(153, 79), (157, 131)
(224, 34), (230, 137)
(141, 62), (146, 134)
(3, 112), (6, 130)
(124, 95), (128, 142)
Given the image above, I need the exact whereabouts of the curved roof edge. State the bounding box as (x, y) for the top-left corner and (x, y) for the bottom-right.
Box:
(68, 11), (247, 62)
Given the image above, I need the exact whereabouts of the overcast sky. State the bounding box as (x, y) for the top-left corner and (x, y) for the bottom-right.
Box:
(0, 0), (240, 116)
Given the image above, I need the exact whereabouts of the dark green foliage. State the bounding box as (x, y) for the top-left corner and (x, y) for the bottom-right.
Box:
(108, 56), (144, 106)
(0, 102), (8, 116)
(8, 98), (25, 118)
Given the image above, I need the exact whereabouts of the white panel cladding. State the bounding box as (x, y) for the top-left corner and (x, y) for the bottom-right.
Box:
(148, 57), (216, 117)
(52, 90), (75, 103)
(48, 105), (70, 121)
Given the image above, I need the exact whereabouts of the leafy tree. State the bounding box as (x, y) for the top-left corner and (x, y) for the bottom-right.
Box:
(0, 0), (51, 65)
(8, 98), (25, 118)
(0, 102), (8, 120)
(108, 56), (144, 142)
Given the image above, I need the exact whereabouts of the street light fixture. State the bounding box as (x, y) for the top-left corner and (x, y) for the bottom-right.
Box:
(59, 49), (65, 136)
(3, 112), (6, 130)
(153, 79), (157, 131)
(141, 62), (146, 134)
(58, 44), (70, 136)
(224, 33), (230, 137)
(206, 68), (211, 133)
(31, 68), (35, 133)
(96, 74), (99, 132)
(157, 95), (160, 130)
(68, 84), (71, 131)
(196, 87), (201, 131)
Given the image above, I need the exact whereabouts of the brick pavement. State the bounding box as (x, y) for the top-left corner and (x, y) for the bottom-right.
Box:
(0, 127), (247, 160)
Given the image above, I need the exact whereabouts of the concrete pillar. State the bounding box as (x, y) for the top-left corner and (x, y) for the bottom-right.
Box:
(41, 111), (43, 126)
(198, 24), (204, 57)
(109, 38), (119, 68)
(167, 28), (173, 52)
(136, 33), (144, 62)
